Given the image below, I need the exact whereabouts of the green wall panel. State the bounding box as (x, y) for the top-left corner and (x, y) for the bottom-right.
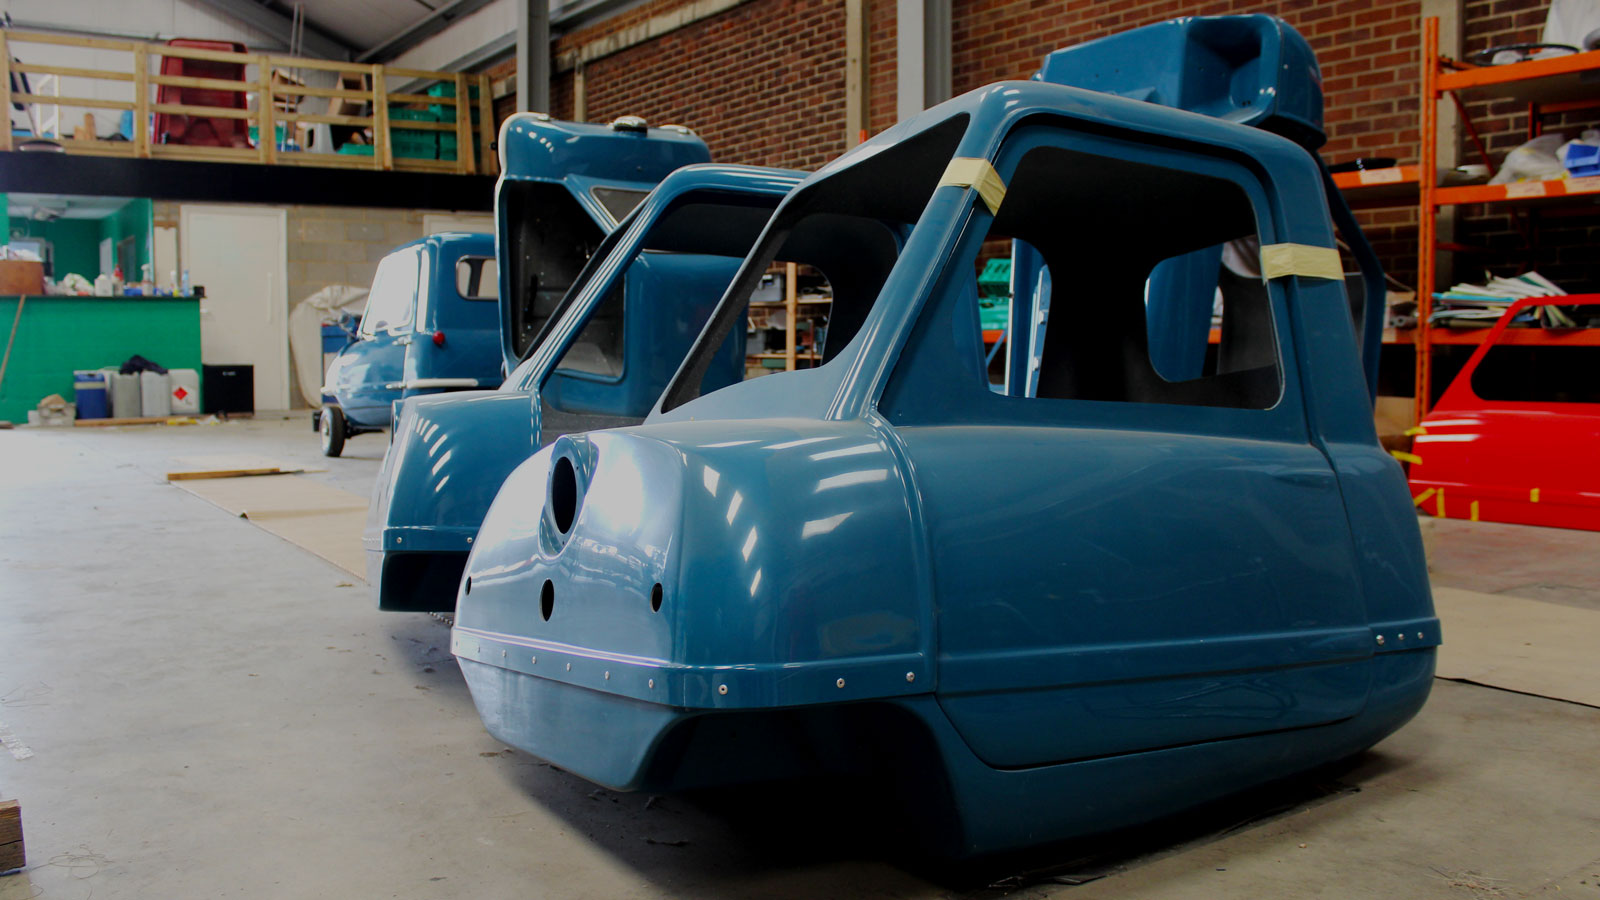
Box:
(0, 295), (201, 422)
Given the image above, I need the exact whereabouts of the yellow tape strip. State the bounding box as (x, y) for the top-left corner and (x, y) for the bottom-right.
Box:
(1436, 488), (1446, 518)
(1403, 425), (1427, 436)
(1260, 243), (1344, 280)
(939, 157), (1006, 215)
(1470, 500), (1480, 522)
(1412, 488), (1435, 507)
(1390, 450), (1422, 465)
(1530, 487), (1540, 503)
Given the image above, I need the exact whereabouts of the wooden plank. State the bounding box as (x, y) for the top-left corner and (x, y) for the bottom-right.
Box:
(784, 262), (798, 371)
(385, 66), (459, 81)
(393, 157), (459, 172)
(4, 29), (138, 52)
(256, 55), (276, 165)
(149, 102), (254, 120)
(389, 91), (454, 105)
(477, 74), (496, 175)
(271, 84), (372, 101)
(12, 62), (135, 82)
(150, 144), (257, 162)
(14, 92), (133, 110)
(149, 73), (254, 92)
(455, 72), (474, 175)
(0, 34), (12, 152)
(152, 43), (255, 65)
(278, 111), (375, 127)
(167, 467), (303, 481)
(133, 50), (150, 158)
(373, 65), (393, 172)
(57, 137), (138, 156)
(380, 119), (454, 131)
(0, 799), (22, 874)
(264, 55), (376, 74)
(74, 415), (202, 427)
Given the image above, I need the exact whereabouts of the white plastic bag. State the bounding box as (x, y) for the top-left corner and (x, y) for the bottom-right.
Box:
(1490, 133), (1568, 184)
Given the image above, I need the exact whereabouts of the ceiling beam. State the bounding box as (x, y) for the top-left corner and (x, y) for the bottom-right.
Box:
(357, 0), (500, 63)
(189, 0), (356, 59)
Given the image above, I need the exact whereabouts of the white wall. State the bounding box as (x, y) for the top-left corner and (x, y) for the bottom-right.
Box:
(387, 0), (513, 75)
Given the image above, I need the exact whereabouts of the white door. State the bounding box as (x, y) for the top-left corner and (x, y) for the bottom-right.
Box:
(181, 206), (290, 411)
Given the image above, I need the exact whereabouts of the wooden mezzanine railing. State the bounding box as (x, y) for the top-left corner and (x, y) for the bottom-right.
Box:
(0, 29), (497, 176)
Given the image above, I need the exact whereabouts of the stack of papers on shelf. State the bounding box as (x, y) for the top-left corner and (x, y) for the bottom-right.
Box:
(1430, 271), (1577, 327)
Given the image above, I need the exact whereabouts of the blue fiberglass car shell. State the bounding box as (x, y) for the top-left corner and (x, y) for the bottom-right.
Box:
(320, 232), (500, 455)
(366, 164), (804, 612)
(450, 77), (1438, 857)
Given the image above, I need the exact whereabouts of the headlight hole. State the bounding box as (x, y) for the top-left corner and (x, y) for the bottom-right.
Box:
(464, 577), (472, 595)
(550, 456), (578, 534)
(540, 579), (554, 621)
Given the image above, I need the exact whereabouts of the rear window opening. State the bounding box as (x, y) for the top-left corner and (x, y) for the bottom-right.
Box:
(456, 256), (498, 300)
(503, 181), (607, 359)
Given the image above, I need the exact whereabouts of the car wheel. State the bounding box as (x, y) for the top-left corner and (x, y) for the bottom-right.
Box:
(321, 405), (347, 457)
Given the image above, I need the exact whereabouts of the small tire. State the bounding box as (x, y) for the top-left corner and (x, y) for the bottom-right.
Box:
(321, 405), (347, 457)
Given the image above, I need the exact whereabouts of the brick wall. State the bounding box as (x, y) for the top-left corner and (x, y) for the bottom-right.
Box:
(532, 0), (1432, 283)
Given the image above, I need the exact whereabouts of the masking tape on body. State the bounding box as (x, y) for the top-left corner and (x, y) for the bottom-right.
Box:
(1260, 243), (1344, 281)
(940, 157), (1007, 215)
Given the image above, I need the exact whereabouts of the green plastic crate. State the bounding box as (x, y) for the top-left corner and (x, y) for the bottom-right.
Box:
(426, 81), (481, 120)
(438, 132), (483, 162)
(977, 257), (1012, 298)
(392, 129), (437, 160)
(388, 106), (437, 122)
(338, 143), (374, 156)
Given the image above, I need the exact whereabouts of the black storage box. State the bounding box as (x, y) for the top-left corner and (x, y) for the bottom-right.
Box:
(201, 364), (254, 415)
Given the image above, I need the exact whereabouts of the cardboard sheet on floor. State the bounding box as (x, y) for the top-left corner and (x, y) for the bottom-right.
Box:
(174, 474), (367, 579)
(1432, 585), (1600, 708)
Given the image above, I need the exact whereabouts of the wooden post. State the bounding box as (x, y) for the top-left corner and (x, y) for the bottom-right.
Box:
(371, 65), (392, 171)
(784, 262), (798, 371)
(454, 72), (473, 175)
(844, 0), (867, 146)
(1415, 17), (1439, 423)
(0, 799), (22, 873)
(0, 32), (13, 152)
(132, 47), (150, 157)
(256, 56), (276, 164)
(476, 74), (496, 175)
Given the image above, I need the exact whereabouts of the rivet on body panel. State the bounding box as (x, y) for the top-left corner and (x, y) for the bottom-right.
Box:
(906, 672), (915, 683)
(565, 663), (571, 671)
(1417, 632), (1425, 640)
(648, 679), (654, 689)
(530, 656), (536, 665)
(1398, 633), (1406, 641)
(717, 684), (728, 695)
(836, 678), (846, 689)
(1376, 635), (1385, 645)
(604, 671), (611, 680)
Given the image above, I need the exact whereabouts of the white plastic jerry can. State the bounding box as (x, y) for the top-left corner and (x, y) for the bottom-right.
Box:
(141, 371), (172, 418)
(169, 368), (201, 414)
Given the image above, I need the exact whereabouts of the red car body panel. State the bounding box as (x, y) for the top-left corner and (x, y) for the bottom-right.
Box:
(1409, 296), (1600, 531)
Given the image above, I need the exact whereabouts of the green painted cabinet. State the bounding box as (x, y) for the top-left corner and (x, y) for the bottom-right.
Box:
(0, 295), (201, 422)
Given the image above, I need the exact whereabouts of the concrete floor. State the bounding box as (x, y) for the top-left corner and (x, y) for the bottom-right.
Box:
(2, 415), (1598, 899)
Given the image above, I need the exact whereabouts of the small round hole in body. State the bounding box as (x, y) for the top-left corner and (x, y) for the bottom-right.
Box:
(650, 583), (663, 613)
(550, 456), (578, 534)
(540, 579), (554, 621)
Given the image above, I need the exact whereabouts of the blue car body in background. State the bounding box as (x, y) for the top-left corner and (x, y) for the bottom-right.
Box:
(366, 163), (804, 612)
(320, 231), (501, 456)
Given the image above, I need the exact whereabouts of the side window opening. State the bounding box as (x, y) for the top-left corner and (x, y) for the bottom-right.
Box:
(359, 248), (419, 336)
(592, 187), (650, 224)
(660, 112), (971, 414)
(503, 181), (607, 359)
(456, 256), (499, 300)
(995, 143), (1280, 411)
